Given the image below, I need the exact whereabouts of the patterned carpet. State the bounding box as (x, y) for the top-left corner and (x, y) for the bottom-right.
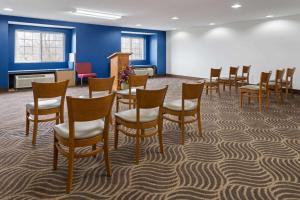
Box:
(0, 77), (300, 200)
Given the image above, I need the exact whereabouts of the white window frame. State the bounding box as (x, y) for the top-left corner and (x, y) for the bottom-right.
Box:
(14, 29), (65, 63)
(121, 36), (145, 60)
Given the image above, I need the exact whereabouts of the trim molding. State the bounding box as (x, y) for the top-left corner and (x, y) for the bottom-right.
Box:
(166, 73), (203, 80)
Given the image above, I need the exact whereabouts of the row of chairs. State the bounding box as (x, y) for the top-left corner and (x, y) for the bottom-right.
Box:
(204, 65), (251, 97)
(25, 75), (205, 193)
(240, 67), (296, 112)
(204, 66), (296, 101)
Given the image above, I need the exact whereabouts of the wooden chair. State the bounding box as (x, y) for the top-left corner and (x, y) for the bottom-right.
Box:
(163, 82), (205, 145)
(282, 67), (296, 98)
(114, 86), (168, 164)
(53, 93), (115, 193)
(237, 65), (251, 86)
(220, 66), (239, 93)
(269, 69), (285, 103)
(240, 71), (272, 112)
(116, 75), (148, 112)
(26, 80), (69, 145)
(88, 76), (115, 98)
(204, 68), (222, 98)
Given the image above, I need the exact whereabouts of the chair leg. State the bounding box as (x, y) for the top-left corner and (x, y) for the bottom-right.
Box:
(223, 82), (226, 91)
(109, 114), (113, 125)
(240, 92), (243, 108)
(81, 78), (83, 87)
(32, 115), (38, 145)
(206, 86), (208, 95)
(116, 98), (120, 112)
(180, 115), (185, 145)
(66, 148), (74, 194)
(53, 135), (58, 170)
(92, 144), (97, 158)
(248, 95), (251, 104)
(25, 111), (30, 135)
(141, 129), (145, 141)
(259, 94), (262, 112)
(114, 122), (119, 149)
(103, 139), (112, 177)
(135, 129), (141, 164)
(197, 110), (202, 137)
(56, 112), (59, 125)
(286, 87), (289, 98)
(60, 109), (64, 123)
(217, 85), (221, 98)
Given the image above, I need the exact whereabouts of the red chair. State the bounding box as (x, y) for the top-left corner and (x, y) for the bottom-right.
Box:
(75, 62), (97, 86)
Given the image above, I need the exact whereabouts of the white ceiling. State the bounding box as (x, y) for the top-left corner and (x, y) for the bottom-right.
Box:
(1, 0), (300, 30)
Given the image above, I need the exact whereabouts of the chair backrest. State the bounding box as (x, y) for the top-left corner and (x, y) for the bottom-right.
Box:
(210, 68), (222, 80)
(242, 65), (251, 74)
(229, 66), (239, 78)
(88, 77), (115, 98)
(182, 82), (205, 100)
(75, 62), (92, 74)
(259, 71), (272, 91)
(66, 93), (115, 140)
(274, 68), (285, 88)
(285, 67), (296, 86)
(135, 87), (168, 124)
(32, 80), (69, 113)
(129, 74), (148, 88)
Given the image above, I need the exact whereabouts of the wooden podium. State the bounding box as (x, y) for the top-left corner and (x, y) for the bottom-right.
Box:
(108, 52), (132, 90)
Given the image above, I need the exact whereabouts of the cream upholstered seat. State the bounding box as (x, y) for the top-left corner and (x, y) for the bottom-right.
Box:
(54, 119), (104, 139)
(240, 85), (265, 90)
(164, 99), (197, 111)
(116, 88), (137, 95)
(26, 99), (61, 112)
(78, 92), (107, 99)
(115, 108), (158, 123)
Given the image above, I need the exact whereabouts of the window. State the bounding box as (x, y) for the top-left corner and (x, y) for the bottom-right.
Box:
(15, 30), (65, 63)
(121, 36), (145, 60)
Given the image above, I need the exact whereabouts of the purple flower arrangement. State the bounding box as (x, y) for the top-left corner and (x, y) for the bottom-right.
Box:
(119, 66), (135, 84)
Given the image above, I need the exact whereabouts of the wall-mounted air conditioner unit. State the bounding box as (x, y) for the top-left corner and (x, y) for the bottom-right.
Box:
(14, 73), (55, 89)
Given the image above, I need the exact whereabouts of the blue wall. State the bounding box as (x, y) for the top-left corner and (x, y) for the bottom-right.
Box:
(0, 14), (166, 89)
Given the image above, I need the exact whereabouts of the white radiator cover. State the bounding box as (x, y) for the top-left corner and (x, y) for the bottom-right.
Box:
(134, 68), (154, 76)
(14, 73), (55, 89)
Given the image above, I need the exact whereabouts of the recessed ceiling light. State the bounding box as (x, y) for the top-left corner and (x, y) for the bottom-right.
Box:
(72, 8), (122, 20)
(3, 8), (13, 12)
(209, 23), (216, 26)
(266, 15), (274, 18)
(231, 3), (242, 9)
(171, 16), (179, 20)
(136, 24), (142, 27)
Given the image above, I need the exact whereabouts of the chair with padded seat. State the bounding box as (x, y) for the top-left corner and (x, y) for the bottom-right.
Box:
(269, 68), (285, 103)
(204, 68), (222, 98)
(26, 80), (69, 145)
(53, 93), (115, 193)
(163, 82), (205, 145)
(240, 71), (272, 112)
(75, 62), (97, 86)
(88, 76), (115, 98)
(114, 86), (168, 164)
(282, 67), (296, 98)
(220, 66), (239, 93)
(237, 65), (251, 86)
(116, 74), (148, 112)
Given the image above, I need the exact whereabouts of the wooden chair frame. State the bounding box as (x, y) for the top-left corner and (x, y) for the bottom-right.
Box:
(116, 74), (148, 112)
(269, 69), (285, 103)
(237, 65), (251, 86)
(240, 71), (272, 112)
(220, 66), (239, 93)
(26, 80), (69, 145)
(283, 67), (296, 98)
(114, 87), (168, 164)
(204, 68), (222, 98)
(88, 76), (115, 98)
(163, 82), (205, 145)
(53, 93), (115, 193)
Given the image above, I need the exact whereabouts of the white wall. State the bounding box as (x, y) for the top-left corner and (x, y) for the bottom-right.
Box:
(167, 15), (300, 89)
